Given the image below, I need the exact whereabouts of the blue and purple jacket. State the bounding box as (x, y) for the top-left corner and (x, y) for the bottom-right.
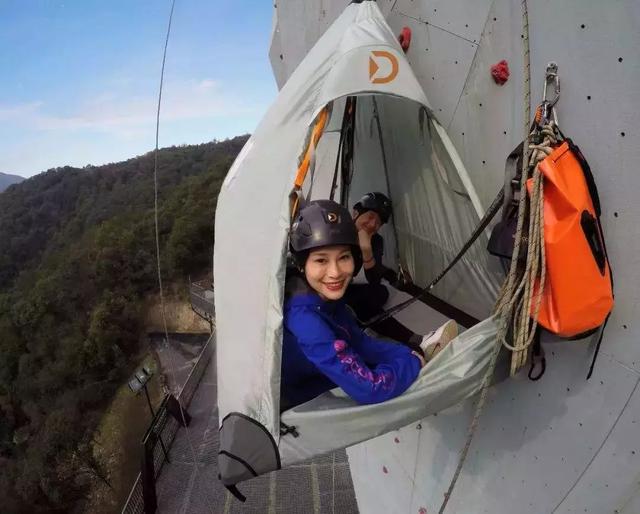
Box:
(281, 276), (421, 408)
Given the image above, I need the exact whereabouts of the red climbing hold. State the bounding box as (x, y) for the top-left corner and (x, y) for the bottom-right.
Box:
(491, 60), (510, 85)
(382, 465), (389, 474)
(418, 508), (428, 514)
(394, 437), (400, 443)
(398, 27), (412, 53)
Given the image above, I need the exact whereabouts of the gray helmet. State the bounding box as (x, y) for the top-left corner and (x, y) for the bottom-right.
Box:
(290, 200), (362, 273)
(353, 192), (392, 224)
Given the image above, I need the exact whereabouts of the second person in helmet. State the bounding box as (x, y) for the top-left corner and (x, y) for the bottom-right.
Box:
(345, 192), (457, 354)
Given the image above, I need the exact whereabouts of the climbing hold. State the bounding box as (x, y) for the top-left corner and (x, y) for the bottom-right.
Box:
(398, 27), (412, 53)
(394, 437), (400, 443)
(491, 59), (510, 85)
(382, 465), (389, 474)
(419, 508), (428, 514)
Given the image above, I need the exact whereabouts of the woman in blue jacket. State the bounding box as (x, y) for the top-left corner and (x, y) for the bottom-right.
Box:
(281, 199), (455, 409)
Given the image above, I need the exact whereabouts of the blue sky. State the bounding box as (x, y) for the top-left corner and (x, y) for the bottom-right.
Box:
(0, 0), (277, 177)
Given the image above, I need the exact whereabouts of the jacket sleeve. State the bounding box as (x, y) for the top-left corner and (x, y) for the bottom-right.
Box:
(341, 306), (418, 362)
(285, 307), (420, 405)
(364, 234), (398, 285)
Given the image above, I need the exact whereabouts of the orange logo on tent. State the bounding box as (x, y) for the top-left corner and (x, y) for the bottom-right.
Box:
(369, 50), (399, 84)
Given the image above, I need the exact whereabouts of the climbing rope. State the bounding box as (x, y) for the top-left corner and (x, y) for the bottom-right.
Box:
(153, 0), (177, 389)
(438, 0), (536, 511)
(151, 4), (209, 508)
(497, 62), (560, 372)
(496, 122), (558, 374)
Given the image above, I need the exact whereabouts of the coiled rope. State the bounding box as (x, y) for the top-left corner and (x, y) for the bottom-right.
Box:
(495, 121), (558, 374)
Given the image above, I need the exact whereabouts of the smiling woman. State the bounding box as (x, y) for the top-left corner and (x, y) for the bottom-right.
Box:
(303, 246), (354, 301)
(281, 199), (424, 409)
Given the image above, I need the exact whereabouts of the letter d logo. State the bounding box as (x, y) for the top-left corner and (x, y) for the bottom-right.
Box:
(369, 51), (399, 84)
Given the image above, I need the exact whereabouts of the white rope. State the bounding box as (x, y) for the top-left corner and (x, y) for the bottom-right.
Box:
(497, 121), (557, 372)
(151, 4), (209, 510)
(437, 1), (535, 511)
(154, 0), (174, 371)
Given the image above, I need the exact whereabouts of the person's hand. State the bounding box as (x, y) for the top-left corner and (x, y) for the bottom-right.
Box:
(358, 228), (373, 253)
(411, 350), (427, 368)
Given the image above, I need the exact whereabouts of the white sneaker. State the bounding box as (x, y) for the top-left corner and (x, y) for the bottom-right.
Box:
(420, 320), (458, 360)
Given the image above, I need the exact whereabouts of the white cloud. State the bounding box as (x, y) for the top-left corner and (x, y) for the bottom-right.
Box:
(0, 79), (257, 136)
(197, 79), (218, 90)
(0, 77), (270, 176)
(0, 101), (44, 121)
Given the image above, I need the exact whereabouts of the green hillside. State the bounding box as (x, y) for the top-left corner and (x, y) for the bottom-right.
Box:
(0, 172), (24, 193)
(0, 135), (248, 512)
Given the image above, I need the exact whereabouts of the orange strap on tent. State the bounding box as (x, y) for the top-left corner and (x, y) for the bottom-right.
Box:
(293, 107), (329, 189)
(289, 190), (302, 221)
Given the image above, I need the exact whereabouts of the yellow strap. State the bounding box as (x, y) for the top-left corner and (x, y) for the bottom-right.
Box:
(289, 189), (302, 221)
(293, 107), (329, 189)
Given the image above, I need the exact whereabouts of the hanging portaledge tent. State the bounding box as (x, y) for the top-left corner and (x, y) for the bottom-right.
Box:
(214, 0), (505, 495)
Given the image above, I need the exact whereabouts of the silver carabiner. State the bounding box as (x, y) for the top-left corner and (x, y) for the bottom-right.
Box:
(542, 62), (560, 125)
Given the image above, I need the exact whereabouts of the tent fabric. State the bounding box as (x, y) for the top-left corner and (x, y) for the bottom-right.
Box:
(215, 0), (433, 441)
(348, 95), (503, 319)
(214, 0), (505, 487)
(219, 413), (281, 485)
(279, 316), (506, 465)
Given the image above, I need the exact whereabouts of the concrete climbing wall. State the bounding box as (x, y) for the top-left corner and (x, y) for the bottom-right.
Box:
(270, 1), (640, 512)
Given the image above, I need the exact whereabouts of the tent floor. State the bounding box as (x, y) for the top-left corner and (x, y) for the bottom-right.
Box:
(372, 283), (461, 339)
(154, 343), (360, 513)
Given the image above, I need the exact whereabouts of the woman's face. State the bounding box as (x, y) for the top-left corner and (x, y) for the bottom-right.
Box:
(354, 210), (382, 235)
(304, 245), (355, 301)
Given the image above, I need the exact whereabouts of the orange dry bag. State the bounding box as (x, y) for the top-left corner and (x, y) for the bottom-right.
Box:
(528, 139), (613, 338)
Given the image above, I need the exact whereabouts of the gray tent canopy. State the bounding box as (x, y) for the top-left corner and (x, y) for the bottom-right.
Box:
(214, 1), (505, 494)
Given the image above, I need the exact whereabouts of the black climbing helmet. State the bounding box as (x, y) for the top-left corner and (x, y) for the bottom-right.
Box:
(290, 200), (362, 273)
(353, 192), (392, 224)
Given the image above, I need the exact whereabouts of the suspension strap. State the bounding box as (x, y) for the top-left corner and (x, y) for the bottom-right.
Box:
(289, 106), (331, 220)
(294, 106), (329, 188)
(528, 328), (546, 381)
(280, 421), (300, 438)
(363, 187), (504, 328)
(224, 484), (246, 503)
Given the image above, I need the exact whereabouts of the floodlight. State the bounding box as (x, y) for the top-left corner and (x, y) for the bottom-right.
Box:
(128, 377), (144, 394)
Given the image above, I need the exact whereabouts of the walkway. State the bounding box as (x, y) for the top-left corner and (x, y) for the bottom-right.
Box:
(153, 336), (359, 513)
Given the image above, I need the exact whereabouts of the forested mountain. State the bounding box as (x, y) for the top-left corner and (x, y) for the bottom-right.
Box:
(0, 135), (248, 512)
(0, 172), (24, 193)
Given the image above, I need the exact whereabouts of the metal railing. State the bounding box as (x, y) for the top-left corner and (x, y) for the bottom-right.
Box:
(121, 332), (215, 514)
(189, 282), (215, 321)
